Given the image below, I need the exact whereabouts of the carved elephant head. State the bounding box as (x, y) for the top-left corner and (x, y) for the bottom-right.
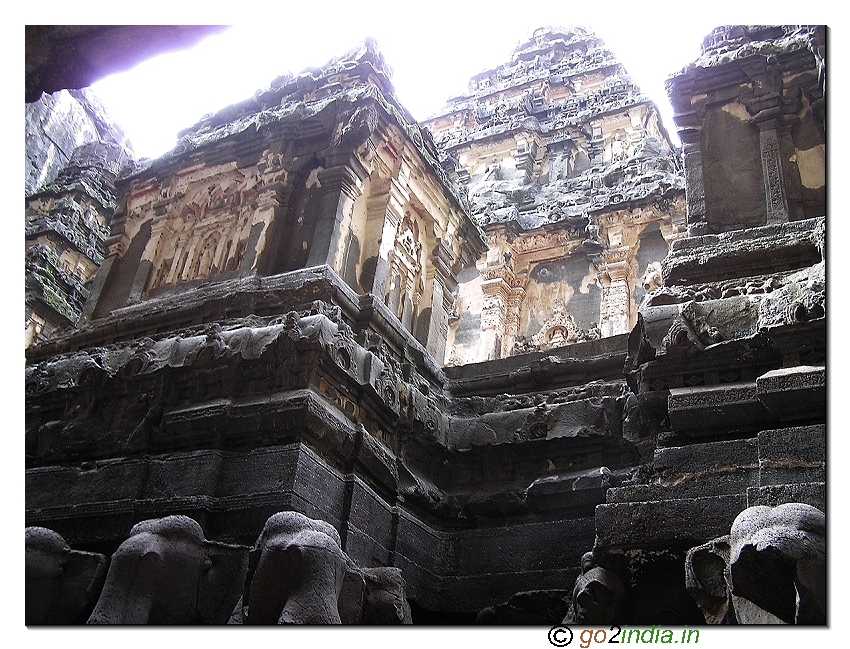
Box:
(238, 511), (347, 624)
(686, 503), (825, 624)
(563, 552), (625, 624)
(338, 562), (412, 624)
(88, 515), (248, 624)
(26, 526), (107, 625)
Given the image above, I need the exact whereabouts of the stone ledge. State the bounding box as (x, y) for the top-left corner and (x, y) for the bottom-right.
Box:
(595, 494), (747, 549)
(668, 382), (772, 436)
(756, 366), (825, 421)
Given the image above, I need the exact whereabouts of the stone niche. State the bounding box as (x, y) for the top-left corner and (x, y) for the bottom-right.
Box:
(667, 25), (825, 235)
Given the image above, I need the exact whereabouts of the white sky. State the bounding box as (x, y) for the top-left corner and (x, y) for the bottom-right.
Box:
(82, 3), (800, 160)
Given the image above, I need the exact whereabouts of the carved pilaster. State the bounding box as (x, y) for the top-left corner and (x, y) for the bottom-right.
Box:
(679, 128), (707, 235)
(305, 163), (366, 270)
(425, 241), (459, 363)
(753, 118), (790, 225)
(480, 263), (527, 360)
(362, 176), (408, 300)
(598, 246), (634, 337)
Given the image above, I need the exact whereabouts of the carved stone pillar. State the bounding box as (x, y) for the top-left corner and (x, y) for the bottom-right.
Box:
(480, 263), (526, 360)
(751, 109), (790, 225)
(362, 177), (408, 300)
(679, 128), (707, 235)
(425, 240), (459, 364)
(598, 247), (633, 338)
(305, 163), (366, 270)
(254, 183), (294, 273)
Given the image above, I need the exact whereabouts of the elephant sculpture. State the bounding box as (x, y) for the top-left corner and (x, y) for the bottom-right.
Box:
(231, 510), (412, 624)
(686, 503), (825, 624)
(562, 552), (625, 624)
(88, 515), (248, 624)
(26, 526), (107, 625)
(235, 510), (347, 624)
(339, 561), (412, 624)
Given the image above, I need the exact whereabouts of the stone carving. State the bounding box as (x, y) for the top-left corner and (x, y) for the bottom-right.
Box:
(229, 511), (412, 625)
(359, 566), (414, 624)
(24, 25), (825, 626)
(532, 299), (580, 349)
(233, 511), (347, 624)
(685, 503), (825, 624)
(88, 516), (248, 624)
(640, 261), (663, 293)
(685, 535), (733, 624)
(26, 527), (107, 625)
(562, 553), (626, 624)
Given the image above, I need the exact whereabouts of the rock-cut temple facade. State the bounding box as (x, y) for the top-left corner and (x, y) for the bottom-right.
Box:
(25, 25), (826, 625)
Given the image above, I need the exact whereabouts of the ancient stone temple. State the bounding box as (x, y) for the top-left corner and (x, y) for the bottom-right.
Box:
(25, 25), (826, 625)
(424, 27), (684, 364)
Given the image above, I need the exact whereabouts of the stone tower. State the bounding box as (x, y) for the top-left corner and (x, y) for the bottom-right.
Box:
(424, 27), (685, 364)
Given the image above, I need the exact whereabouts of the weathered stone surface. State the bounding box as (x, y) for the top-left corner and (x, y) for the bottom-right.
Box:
(595, 495), (747, 549)
(685, 535), (732, 624)
(88, 515), (248, 624)
(685, 503), (826, 625)
(476, 589), (570, 625)
(747, 483), (825, 513)
(26, 527), (107, 625)
(668, 382), (772, 436)
(756, 366), (825, 422)
(757, 424), (825, 486)
(428, 27), (685, 364)
(729, 503), (825, 624)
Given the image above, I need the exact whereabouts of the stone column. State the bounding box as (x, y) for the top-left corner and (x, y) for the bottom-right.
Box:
(751, 108), (790, 225)
(250, 183), (293, 273)
(424, 240), (459, 364)
(599, 247), (633, 338)
(305, 163), (366, 271)
(361, 177), (408, 301)
(479, 264), (525, 360)
(679, 128), (708, 235)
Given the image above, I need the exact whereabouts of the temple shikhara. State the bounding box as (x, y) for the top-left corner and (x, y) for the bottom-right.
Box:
(25, 25), (826, 625)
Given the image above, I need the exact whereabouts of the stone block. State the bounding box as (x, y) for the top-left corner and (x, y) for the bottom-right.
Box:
(26, 458), (146, 510)
(668, 382), (772, 436)
(215, 445), (300, 496)
(651, 438), (759, 498)
(756, 366), (825, 422)
(454, 518), (594, 576)
(595, 494), (747, 549)
(142, 450), (222, 499)
(526, 468), (611, 511)
(747, 483), (825, 512)
(758, 424), (825, 486)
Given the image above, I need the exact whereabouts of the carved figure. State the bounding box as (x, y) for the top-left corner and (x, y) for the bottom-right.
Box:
(686, 503), (825, 624)
(26, 526), (107, 625)
(640, 262), (663, 292)
(563, 553), (626, 624)
(88, 515), (248, 624)
(236, 511), (347, 624)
